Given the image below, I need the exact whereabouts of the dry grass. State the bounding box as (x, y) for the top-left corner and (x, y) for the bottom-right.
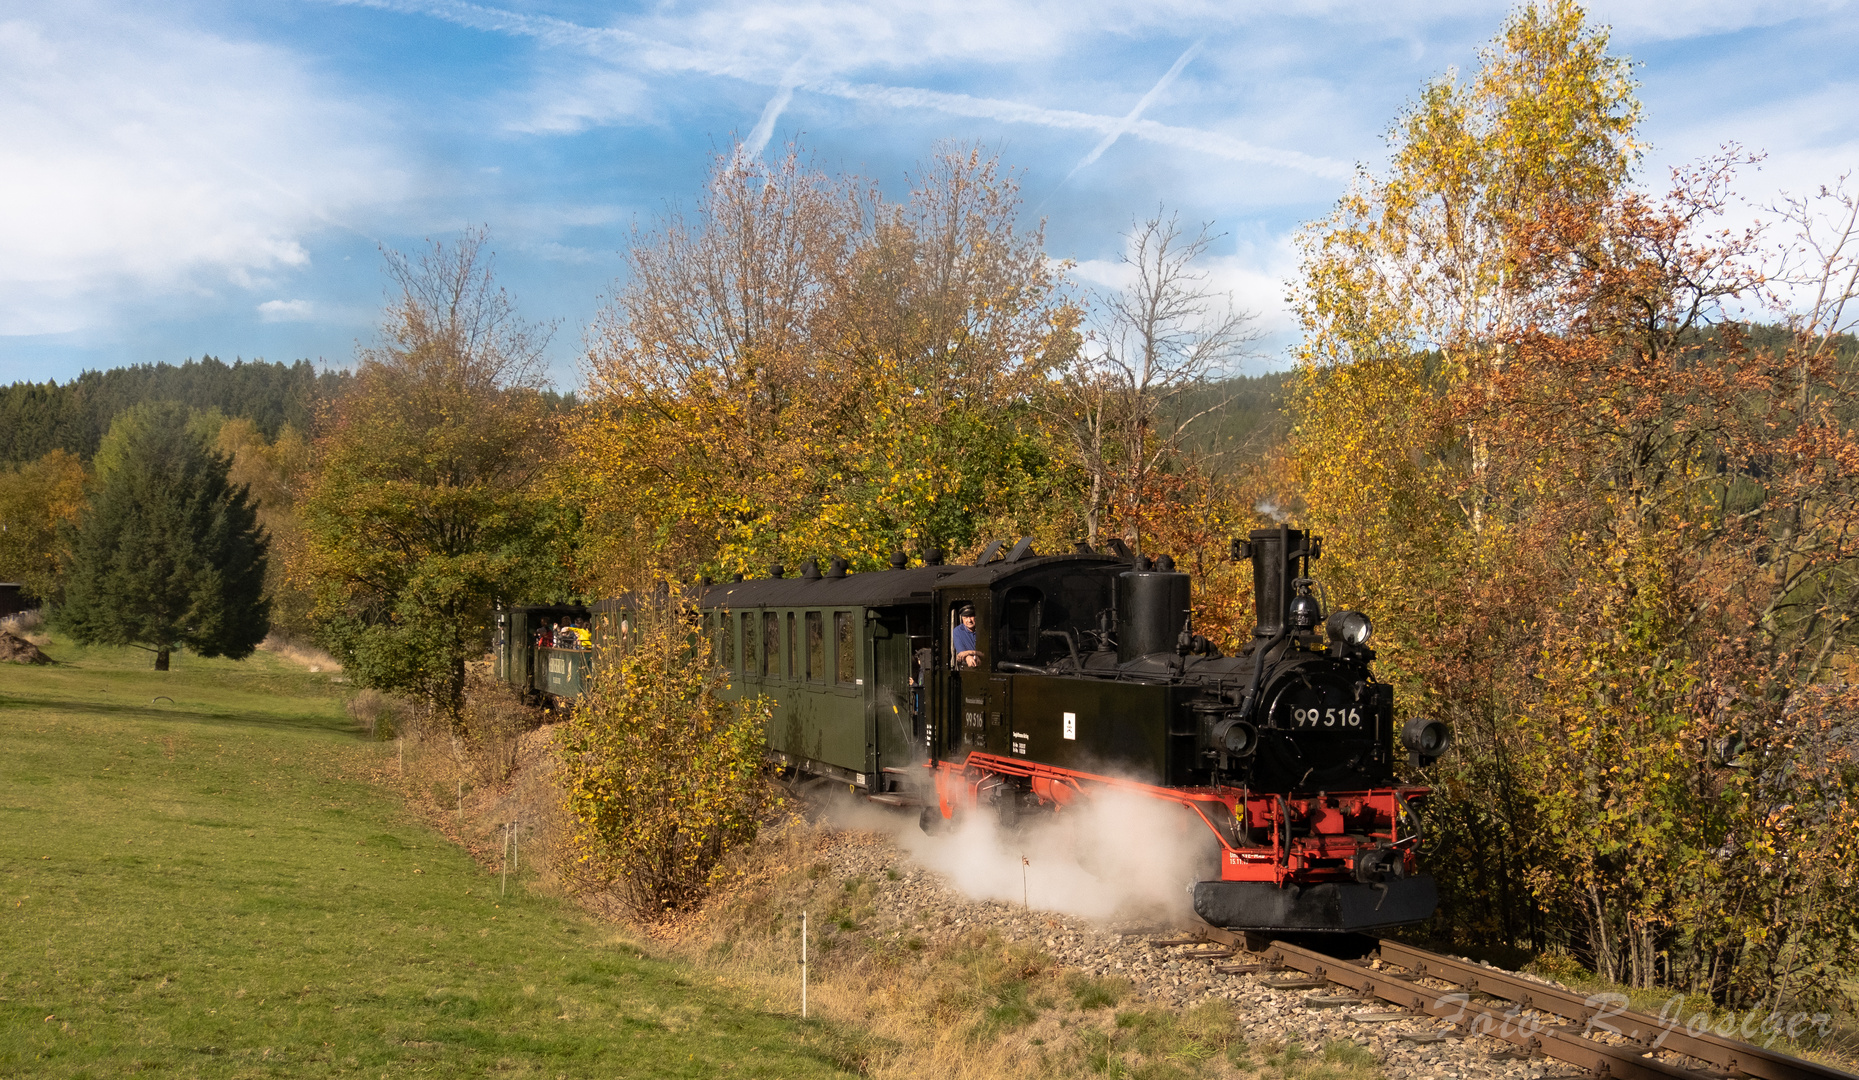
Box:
(461, 669), (543, 787)
(638, 823), (1379, 1080)
(367, 680), (1382, 1080)
(344, 687), (402, 739)
(256, 633), (341, 673)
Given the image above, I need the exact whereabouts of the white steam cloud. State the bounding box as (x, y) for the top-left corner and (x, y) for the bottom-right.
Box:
(839, 788), (1222, 924)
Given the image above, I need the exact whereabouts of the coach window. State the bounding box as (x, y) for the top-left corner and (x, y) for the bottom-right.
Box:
(763, 611), (780, 677)
(806, 611), (824, 681)
(834, 611), (856, 685)
(786, 612), (798, 678)
(720, 611), (736, 672)
(741, 612), (757, 677)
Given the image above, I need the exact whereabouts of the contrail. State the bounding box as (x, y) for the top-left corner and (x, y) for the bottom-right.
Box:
(311, 0), (1349, 180)
(1067, 39), (1203, 180)
(744, 61), (806, 159)
(819, 78), (1348, 178)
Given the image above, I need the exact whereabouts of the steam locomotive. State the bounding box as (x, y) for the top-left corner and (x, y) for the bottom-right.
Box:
(493, 527), (1449, 933)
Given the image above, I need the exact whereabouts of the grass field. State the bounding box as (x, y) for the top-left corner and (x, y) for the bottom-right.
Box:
(0, 638), (860, 1078)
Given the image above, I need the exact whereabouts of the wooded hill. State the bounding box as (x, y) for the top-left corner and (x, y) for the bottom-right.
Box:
(0, 357), (350, 466)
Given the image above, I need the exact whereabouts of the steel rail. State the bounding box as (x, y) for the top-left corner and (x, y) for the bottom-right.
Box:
(1169, 928), (1856, 1080)
(1260, 938), (1706, 1080)
(1373, 940), (1853, 1080)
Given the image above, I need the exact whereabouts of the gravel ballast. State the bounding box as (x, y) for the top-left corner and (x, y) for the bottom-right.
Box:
(798, 819), (1586, 1080)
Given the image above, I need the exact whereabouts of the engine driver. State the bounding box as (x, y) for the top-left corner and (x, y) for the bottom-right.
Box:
(952, 603), (980, 667)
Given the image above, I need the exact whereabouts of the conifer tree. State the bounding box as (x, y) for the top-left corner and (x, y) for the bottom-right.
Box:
(59, 403), (270, 669)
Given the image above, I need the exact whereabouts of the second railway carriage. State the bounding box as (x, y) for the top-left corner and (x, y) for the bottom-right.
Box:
(493, 601), (593, 702)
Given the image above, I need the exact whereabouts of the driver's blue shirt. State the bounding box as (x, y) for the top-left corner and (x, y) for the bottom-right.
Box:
(952, 621), (977, 655)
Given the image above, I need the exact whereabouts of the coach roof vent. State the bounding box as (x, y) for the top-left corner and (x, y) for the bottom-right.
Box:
(768, 563), (785, 579)
(827, 557), (849, 579)
(801, 558), (822, 579)
(889, 551), (908, 570)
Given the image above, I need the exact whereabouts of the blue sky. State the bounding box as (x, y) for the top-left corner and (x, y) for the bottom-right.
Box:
(1, 0), (1853, 390)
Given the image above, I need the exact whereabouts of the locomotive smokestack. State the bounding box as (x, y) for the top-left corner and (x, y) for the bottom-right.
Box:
(1246, 527), (1317, 640)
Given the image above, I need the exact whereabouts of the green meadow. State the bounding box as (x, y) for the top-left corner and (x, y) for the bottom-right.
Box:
(0, 638), (856, 1078)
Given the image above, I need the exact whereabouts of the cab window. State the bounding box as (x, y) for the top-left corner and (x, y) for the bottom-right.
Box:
(1001, 586), (1042, 660)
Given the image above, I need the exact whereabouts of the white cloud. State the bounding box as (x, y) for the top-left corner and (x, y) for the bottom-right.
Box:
(0, 3), (405, 336)
(1586, 0), (1851, 42)
(521, 241), (598, 264)
(257, 299), (316, 322)
(506, 64), (651, 134)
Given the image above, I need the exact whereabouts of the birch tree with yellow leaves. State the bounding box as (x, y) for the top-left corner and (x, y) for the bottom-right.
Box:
(1291, 1), (1859, 1011)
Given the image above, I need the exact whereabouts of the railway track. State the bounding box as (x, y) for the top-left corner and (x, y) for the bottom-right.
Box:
(1148, 927), (1856, 1080)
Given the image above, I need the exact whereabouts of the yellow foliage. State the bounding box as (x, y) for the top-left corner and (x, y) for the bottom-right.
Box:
(555, 590), (773, 917)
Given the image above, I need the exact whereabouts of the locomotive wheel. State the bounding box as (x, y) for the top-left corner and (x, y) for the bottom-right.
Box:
(919, 807), (951, 835)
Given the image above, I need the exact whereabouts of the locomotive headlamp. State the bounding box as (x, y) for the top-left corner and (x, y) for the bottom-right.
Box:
(1401, 716), (1452, 756)
(1212, 716), (1258, 757)
(1326, 609), (1373, 646)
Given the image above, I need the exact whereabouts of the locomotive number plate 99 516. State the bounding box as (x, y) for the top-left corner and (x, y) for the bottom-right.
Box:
(1275, 678), (1375, 733)
(1291, 706), (1363, 728)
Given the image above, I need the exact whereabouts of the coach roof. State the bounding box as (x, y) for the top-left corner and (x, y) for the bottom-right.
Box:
(694, 552), (1128, 610)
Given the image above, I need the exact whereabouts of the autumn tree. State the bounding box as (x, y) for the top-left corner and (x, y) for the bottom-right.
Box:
(1051, 211), (1258, 552)
(555, 588), (771, 916)
(300, 230), (572, 725)
(58, 403), (269, 670)
(1291, 1), (1859, 1010)
(575, 144), (1078, 583)
(0, 449), (88, 606)
(213, 418), (315, 638)
(1289, 0), (1642, 952)
(1429, 152), (1859, 1007)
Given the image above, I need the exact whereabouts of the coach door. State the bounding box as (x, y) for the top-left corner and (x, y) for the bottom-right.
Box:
(869, 606), (924, 781)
